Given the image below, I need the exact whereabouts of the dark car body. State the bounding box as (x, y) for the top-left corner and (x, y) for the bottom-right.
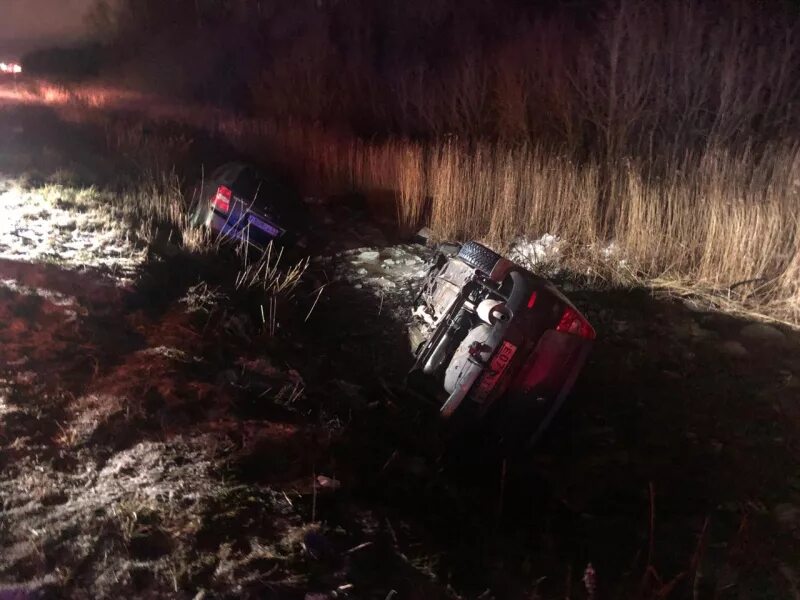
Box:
(409, 241), (595, 448)
(190, 162), (306, 248)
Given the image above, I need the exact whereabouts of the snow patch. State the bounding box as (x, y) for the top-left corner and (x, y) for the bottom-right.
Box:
(597, 241), (628, 268)
(352, 250), (380, 263)
(508, 234), (562, 267)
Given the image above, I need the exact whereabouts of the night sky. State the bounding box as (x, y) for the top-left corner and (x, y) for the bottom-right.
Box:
(0, 0), (94, 56)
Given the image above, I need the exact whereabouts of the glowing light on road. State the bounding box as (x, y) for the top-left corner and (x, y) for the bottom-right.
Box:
(0, 63), (22, 74)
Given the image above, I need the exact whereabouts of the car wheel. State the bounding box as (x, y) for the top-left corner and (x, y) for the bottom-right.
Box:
(457, 241), (502, 275)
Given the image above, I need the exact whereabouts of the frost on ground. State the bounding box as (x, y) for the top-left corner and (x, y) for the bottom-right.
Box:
(0, 102), (457, 599)
(0, 158), (451, 597)
(0, 179), (145, 278)
(316, 243), (434, 311)
(0, 244), (332, 597)
(0, 228), (453, 598)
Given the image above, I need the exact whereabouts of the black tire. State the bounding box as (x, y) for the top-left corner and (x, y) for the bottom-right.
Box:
(457, 241), (502, 274)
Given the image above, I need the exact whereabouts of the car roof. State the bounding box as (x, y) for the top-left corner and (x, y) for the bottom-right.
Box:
(209, 162), (249, 183)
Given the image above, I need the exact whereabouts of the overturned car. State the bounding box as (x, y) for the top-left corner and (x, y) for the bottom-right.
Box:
(189, 162), (307, 249)
(409, 241), (595, 448)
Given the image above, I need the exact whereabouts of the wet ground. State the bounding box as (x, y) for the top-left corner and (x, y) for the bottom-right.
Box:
(0, 87), (799, 599)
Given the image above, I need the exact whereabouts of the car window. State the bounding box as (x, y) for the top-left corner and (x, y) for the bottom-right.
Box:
(260, 176), (297, 217)
(209, 164), (302, 224)
(233, 167), (263, 203)
(209, 164), (244, 186)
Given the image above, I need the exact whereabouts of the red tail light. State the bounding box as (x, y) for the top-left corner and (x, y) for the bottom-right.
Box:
(212, 185), (232, 213)
(556, 306), (596, 340)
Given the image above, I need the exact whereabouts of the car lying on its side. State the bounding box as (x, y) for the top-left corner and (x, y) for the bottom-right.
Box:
(409, 241), (595, 448)
(190, 162), (307, 248)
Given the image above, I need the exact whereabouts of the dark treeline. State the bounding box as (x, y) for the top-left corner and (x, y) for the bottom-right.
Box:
(65, 0), (800, 156)
(23, 43), (110, 80)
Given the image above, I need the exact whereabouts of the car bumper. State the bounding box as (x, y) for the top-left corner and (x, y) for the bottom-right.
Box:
(207, 210), (283, 248)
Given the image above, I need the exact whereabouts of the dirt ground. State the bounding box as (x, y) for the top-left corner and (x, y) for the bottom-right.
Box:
(0, 86), (799, 599)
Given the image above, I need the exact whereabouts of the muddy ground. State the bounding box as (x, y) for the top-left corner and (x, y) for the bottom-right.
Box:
(0, 87), (799, 599)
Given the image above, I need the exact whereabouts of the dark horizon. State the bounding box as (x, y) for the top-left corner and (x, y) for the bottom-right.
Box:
(0, 0), (93, 58)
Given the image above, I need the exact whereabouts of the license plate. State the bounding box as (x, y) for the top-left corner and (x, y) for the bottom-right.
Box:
(247, 214), (281, 238)
(474, 341), (517, 402)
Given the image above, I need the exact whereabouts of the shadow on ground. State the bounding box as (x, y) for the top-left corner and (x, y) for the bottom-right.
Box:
(290, 273), (800, 598)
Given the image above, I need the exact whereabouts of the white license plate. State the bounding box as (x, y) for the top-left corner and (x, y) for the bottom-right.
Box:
(247, 214), (281, 237)
(474, 341), (517, 401)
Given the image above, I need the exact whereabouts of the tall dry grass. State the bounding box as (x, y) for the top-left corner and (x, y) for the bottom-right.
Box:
(42, 81), (800, 322)
(207, 117), (800, 322)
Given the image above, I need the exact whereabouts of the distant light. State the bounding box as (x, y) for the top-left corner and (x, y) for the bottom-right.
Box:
(1, 62), (22, 74)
